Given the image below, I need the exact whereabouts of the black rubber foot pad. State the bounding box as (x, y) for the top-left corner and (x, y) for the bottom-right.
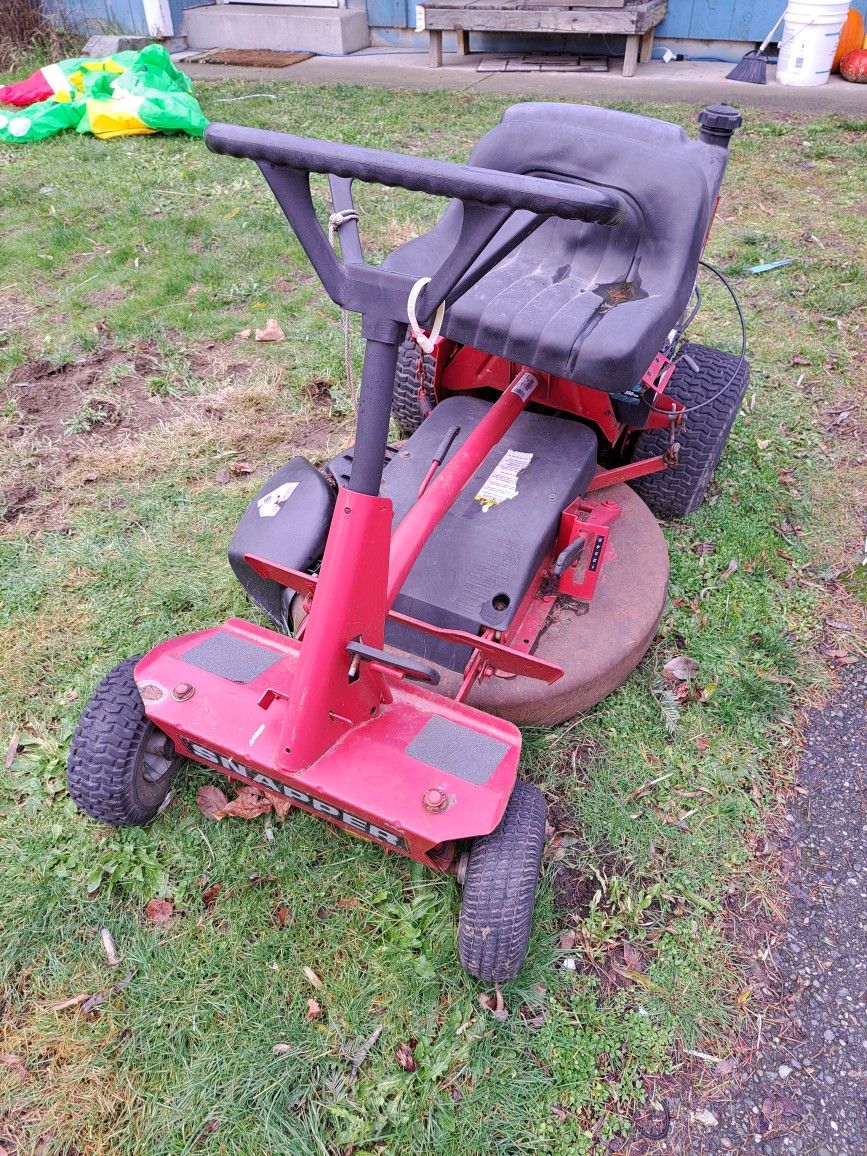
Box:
(405, 716), (508, 784)
(181, 632), (283, 684)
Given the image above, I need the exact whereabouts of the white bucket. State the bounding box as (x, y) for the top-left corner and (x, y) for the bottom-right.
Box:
(776, 0), (849, 86)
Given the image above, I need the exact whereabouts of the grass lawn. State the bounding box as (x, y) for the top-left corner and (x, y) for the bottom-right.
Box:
(1, 68), (865, 1155)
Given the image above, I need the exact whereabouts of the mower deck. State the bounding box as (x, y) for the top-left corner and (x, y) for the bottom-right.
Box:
(431, 481), (668, 725)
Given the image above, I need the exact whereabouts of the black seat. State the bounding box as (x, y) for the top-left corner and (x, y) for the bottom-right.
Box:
(384, 103), (723, 394)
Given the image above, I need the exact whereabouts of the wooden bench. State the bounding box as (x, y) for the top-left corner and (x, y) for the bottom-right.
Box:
(422, 0), (667, 77)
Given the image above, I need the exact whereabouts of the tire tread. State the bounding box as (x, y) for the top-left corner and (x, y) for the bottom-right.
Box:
(458, 781), (546, 984)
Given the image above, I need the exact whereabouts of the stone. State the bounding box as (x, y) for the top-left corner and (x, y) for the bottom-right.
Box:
(691, 1108), (719, 1128)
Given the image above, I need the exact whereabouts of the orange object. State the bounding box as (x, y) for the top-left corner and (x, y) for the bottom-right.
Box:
(832, 8), (865, 71)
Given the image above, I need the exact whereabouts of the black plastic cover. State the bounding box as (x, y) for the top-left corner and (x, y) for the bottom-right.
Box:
(384, 103), (718, 394)
(382, 396), (597, 670)
(229, 457), (335, 628)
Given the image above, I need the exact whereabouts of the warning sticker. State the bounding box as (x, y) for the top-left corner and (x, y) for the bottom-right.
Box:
(257, 481), (299, 518)
(474, 450), (533, 512)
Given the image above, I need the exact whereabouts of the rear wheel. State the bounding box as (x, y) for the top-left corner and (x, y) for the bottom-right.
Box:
(630, 342), (749, 518)
(458, 781), (547, 984)
(68, 657), (182, 826)
(392, 332), (436, 436)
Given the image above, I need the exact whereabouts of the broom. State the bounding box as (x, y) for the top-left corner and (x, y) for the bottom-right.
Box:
(726, 11), (786, 83)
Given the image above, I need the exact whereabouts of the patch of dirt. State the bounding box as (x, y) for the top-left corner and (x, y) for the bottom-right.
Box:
(83, 285), (126, 309)
(4, 349), (166, 445)
(0, 290), (35, 342)
(551, 864), (596, 917)
(1, 335), (350, 535)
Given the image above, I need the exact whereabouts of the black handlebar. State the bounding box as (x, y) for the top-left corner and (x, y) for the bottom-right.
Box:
(205, 123), (624, 227)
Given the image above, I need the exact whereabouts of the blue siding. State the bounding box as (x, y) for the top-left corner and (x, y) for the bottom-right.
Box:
(56, 0), (148, 36)
(368, 0), (409, 28)
(657, 0), (785, 43)
(50, 0), (210, 37)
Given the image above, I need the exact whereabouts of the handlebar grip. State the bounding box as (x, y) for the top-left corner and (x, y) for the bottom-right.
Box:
(205, 123), (623, 226)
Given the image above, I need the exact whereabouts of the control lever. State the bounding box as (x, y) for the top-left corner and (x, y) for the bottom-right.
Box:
(417, 425), (461, 499)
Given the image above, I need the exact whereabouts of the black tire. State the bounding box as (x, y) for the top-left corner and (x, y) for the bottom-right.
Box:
(458, 780), (547, 984)
(392, 332), (436, 436)
(67, 657), (182, 826)
(630, 342), (749, 519)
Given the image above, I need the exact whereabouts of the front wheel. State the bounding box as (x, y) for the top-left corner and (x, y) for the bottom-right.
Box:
(457, 781), (547, 984)
(67, 656), (182, 826)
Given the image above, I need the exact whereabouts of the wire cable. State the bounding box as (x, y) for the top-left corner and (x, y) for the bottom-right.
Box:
(649, 258), (747, 418)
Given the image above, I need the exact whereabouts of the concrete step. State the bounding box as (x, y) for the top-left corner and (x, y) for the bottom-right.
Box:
(183, 4), (370, 55)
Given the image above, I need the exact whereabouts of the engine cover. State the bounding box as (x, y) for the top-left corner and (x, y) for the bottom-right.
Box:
(381, 396), (597, 670)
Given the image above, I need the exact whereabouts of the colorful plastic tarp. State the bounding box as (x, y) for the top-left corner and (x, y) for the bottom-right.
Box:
(0, 44), (207, 144)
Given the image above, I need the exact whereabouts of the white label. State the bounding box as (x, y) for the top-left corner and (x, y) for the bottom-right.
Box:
(257, 481), (298, 518)
(511, 371), (538, 401)
(474, 450), (533, 512)
(415, 4), (426, 30)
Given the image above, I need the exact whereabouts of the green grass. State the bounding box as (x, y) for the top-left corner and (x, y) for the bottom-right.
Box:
(1, 76), (865, 1155)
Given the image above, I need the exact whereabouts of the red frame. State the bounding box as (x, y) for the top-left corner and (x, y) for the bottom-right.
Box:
(135, 347), (681, 871)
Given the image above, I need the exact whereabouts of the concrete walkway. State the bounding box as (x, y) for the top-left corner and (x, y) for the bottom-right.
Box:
(183, 52), (866, 112)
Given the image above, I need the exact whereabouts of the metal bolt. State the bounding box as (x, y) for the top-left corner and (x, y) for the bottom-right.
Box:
(422, 787), (448, 813)
(171, 682), (195, 702)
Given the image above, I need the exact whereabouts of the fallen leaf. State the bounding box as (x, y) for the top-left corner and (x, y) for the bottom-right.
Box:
(143, 899), (174, 924)
(303, 966), (323, 990)
(694, 735), (710, 753)
(272, 797), (293, 821)
(81, 971), (135, 1015)
(0, 1053), (27, 1080)
(229, 460), (253, 476)
(824, 618), (856, 631)
(254, 318), (285, 342)
(47, 992), (90, 1011)
(395, 1039), (417, 1071)
(5, 732), (19, 769)
(222, 786), (273, 820)
(193, 1120), (220, 1143)
(349, 1025), (382, 1080)
(479, 989), (508, 1021)
(273, 904), (291, 927)
(305, 998), (321, 1022)
(202, 883), (222, 910)
(196, 785), (229, 820)
(100, 927), (121, 967)
(662, 655), (698, 683)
